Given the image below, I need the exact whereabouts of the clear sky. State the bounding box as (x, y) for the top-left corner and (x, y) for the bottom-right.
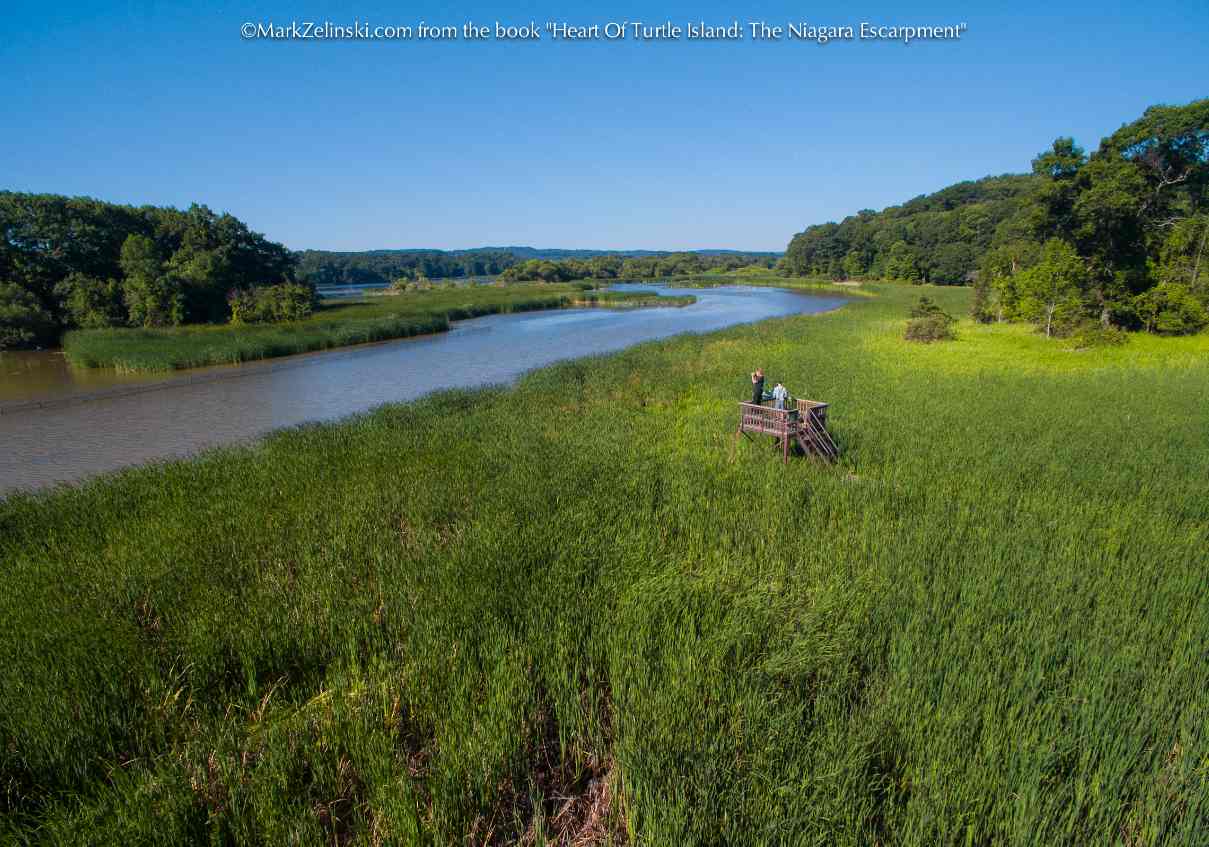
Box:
(2, 1), (1205, 251)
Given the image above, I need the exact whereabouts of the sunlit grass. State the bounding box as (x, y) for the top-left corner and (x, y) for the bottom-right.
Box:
(2, 284), (1206, 844)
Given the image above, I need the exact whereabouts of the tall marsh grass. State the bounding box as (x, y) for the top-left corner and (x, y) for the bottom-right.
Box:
(2, 284), (1207, 843)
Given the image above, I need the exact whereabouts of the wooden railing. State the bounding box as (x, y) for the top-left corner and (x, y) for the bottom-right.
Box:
(738, 402), (797, 436)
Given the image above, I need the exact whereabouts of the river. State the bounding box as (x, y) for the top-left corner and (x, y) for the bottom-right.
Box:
(0, 285), (845, 494)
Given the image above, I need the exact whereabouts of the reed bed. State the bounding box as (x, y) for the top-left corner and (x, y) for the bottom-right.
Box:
(2, 284), (1207, 844)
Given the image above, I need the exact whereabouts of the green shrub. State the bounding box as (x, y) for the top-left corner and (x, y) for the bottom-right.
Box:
(908, 295), (952, 321)
(1067, 324), (1130, 349)
(905, 296), (956, 342)
(0, 281), (56, 349)
(53, 272), (127, 329)
(905, 314), (956, 342)
(228, 283), (318, 325)
(1134, 283), (1209, 335)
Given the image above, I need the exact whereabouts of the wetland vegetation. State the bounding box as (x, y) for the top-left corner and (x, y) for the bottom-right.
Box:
(3, 283), (1207, 844)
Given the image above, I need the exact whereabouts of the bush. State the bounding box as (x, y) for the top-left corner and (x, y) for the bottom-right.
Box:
(228, 283), (317, 324)
(1067, 324), (1130, 349)
(905, 314), (957, 342)
(1134, 283), (1209, 335)
(905, 296), (956, 342)
(908, 296), (952, 321)
(0, 282), (56, 349)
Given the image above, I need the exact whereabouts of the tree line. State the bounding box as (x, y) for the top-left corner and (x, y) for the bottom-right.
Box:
(497, 252), (777, 283)
(297, 248), (779, 288)
(786, 98), (1209, 336)
(0, 193), (299, 348)
(295, 249), (519, 288)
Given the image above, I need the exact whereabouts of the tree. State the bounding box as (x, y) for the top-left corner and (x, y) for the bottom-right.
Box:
(970, 272), (993, 323)
(1156, 215), (1209, 294)
(53, 272), (125, 328)
(885, 241), (922, 282)
(0, 281), (56, 349)
(980, 241), (1040, 322)
(1133, 283), (1208, 335)
(120, 234), (183, 327)
(1032, 137), (1086, 180)
(228, 283), (317, 324)
(929, 242), (977, 284)
(841, 251), (865, 280)
(1096, 99), (1209, 226)
(0, 192), (300, 341)
(1015, 239), (1089, 337)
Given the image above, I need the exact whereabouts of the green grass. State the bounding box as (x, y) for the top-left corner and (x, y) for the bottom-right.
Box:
(3, 283), (1207, 844)
(671, 271), (877, 296)
(60, 284), (694, 373)
(571, 290), (695, 309)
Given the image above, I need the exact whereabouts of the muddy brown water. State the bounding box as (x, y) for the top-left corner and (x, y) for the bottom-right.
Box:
(0, 285), (846, 494)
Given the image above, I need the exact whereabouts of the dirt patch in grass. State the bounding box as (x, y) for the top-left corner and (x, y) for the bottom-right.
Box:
(468, 701), (625, 846)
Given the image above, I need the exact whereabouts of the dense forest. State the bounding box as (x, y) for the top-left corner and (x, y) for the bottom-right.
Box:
(783, 174), (1039, 284)
(786, 98), (1209, 336)
(0, 194), (298, 348)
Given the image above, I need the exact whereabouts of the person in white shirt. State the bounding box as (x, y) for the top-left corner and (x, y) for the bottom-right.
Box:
(772, 382), (788, 410)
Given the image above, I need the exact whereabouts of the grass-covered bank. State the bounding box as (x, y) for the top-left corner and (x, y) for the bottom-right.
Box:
(61, 284), (694, 373)
(3, 284), (1208, 844)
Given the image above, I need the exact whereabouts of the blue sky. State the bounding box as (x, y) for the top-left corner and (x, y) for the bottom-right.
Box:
(2, 1), (1205, 251)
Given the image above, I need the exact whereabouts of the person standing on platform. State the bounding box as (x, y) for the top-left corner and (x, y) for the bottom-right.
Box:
(772, 381), (788, 410)
(750, 368), (765, 405)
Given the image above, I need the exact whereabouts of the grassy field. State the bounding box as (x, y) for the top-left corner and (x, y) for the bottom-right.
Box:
(2, 283), (1207, 844)
(60, 285), (693, 373)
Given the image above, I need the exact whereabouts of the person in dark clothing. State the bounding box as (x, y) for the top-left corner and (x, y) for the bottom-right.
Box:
(750, 368), (765, 405)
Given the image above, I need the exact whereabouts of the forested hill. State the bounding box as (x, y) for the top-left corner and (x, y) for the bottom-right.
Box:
(783, 173), (1041, 283)
(295, 247), (781, 287)
(785, 98), (1209, 300)
(785, 98), (1209, 340)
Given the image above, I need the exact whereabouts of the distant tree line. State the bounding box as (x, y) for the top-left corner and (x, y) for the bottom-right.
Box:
(297, 249), (779, 288)
(787, 99), (1209, 336)
(295, 249), (519, 288)
(498, 252), (776, 283)
(0, 193), (299, 348)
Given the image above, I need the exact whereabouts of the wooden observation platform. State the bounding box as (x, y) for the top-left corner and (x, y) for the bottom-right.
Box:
(736, 398), (838, 464)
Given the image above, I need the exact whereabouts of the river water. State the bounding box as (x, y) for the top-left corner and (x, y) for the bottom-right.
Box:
(0, 285), (844, 494)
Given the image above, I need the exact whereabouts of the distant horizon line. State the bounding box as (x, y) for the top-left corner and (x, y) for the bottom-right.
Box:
(290, 245), (786, 255)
